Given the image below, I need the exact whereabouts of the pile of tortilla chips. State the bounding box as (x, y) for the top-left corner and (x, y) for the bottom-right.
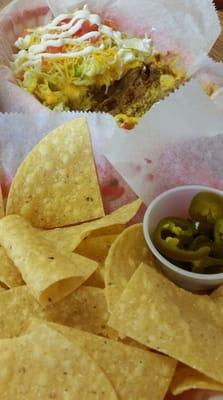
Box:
(0, 117), (223, 399)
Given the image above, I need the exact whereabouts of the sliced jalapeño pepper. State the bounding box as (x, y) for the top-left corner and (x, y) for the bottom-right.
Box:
(153, 217), (210, 262)
(189, 235), (223, 264)
(189, 192), (223, 224)
(214, 218), (223, 243)
(196, 221), (213, 237)
(212, 242), (223, 259)
(192, 256), (223, 274)
(154, 217), (195, 238)
(189, 235), (212, 251)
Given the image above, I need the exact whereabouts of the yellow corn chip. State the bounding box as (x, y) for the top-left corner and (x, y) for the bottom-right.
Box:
(6, 118), (104, 228)
(170, 364), (223, 395)
(0, 285), (113, 339)
(28, 319), (177, 400)
(171, 286), (223, 395)
(0, 185), (4, 218)
(40, 285), (115, 338)
(105, 224), (153, 312)
(0, 286), (41, 338)
(89, 225), (125, 237)
(120, 337), (148, 351)
(0, 215), (98, 305)
(0, 324), (117, 399)
(76, 234), (117, 263)
(0, 246), (23, 288)
(211, 284), (223, 310)
(85, 263), (105, 288)
(40, 199), (142, 253)
(108, 263), (223, 384)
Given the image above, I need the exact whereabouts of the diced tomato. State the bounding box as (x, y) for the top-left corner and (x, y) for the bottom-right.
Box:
(122, 121), (135, 130)
(74, 20), (99, 37)
(57, 18), (72, 26)
(88, 23), (99, 32)
(41, 57), (48, 66)
(46, 46), (63, 53)
(90, 35), (100, 44)
(102, 18), (118, 30)
(18, 73), (24, 81)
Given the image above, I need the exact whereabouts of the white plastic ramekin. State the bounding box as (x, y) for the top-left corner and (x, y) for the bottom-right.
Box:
(143, 185), (223, 292)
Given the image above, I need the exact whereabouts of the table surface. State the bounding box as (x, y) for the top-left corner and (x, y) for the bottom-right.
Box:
(0, 0), (222, 62)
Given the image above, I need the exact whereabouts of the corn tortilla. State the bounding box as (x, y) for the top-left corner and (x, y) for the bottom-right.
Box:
(108, 263), (223, 384)
(0, 186), (4, 218)
(0, 246), (23, 288)
(85, 263), (105, 288)
(0, 215), (98, 305)
(6, 118), (104, 228)
(0, 324), (117, 399)
(211, 284), (223, 310)
(170, 364), (223, 395)
(76, 234), (118, 263)
(40, 199), (142, 253)
(0, 285), (114, 339)
(105, 224), (153, 312)
(28, 319), (177, 400)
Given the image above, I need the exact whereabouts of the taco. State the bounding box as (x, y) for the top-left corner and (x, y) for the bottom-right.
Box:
(11, 6), (186, 128)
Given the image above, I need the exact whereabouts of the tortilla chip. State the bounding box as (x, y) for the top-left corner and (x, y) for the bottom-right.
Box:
(170, 364), (223, 395)
(40, 199), (142, 253)
(0, 285), (114, 339)
(40, 285), (116, 338)
(0, 215), (98, 305)
(85, 263), (105, 288)
(211, 284), (223, 309)
(120, 337), (148, 351)
(28, 319), (177, 400)
(105, 224), (153, 312)
(108, 263), (223, 384)
(0, 286), (41, 339)
(0, 324), (117, 399)
(0, 246), (23, 288)
(89, 225), (125, 236)
(0, 185), (4, 218)
(76, 234), (117, 263)
(6, 118), (104, 228)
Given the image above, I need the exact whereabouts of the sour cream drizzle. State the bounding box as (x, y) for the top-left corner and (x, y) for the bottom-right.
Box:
(14, 6), (152, 66)
(33, 43), (105, 60)
(29, 31), (100, 55)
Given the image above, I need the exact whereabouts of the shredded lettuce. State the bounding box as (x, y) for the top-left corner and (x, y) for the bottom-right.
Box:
(12, 9), (152, 111)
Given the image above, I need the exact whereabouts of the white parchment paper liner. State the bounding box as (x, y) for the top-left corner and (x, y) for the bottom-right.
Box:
(104, 80), (223, 204)
(0, 0), (222, 112)
(1, 80), (223, 212)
